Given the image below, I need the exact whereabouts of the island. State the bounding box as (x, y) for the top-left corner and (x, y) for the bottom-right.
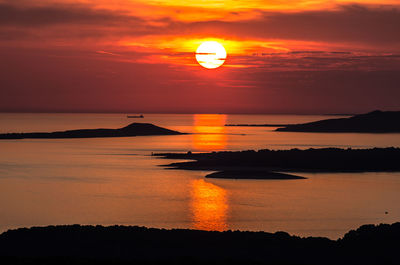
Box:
(0, 223), (399, 265)
(0, 123), (183, 139)
(276, 110), (400, 133)
(155, 147), (400, 175)
(205, 170), (306, 179)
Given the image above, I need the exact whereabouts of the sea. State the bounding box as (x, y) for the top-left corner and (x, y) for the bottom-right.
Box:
(1, 113), (399, 239)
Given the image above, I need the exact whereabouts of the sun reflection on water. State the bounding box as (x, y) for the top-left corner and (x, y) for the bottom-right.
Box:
(190, 179), (228, 231)
(193, 114), (227, 151)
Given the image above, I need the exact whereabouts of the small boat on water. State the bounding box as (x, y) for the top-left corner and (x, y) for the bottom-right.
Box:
(127, 114), (144, 118)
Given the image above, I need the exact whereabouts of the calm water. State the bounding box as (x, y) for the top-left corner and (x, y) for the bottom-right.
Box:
(1, 113), (400, 239)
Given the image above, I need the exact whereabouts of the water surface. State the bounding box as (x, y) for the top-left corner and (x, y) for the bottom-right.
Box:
(0, 113), (399, 238)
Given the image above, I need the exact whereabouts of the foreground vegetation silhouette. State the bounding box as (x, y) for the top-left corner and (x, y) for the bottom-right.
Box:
(0, 223), (399, 264)
(0, 123), (182, 139)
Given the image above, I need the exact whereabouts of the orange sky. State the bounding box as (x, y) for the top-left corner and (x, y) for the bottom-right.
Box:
(1, 0), (400, 113)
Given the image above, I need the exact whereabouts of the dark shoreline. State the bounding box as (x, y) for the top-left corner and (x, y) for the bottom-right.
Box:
(155, 148), (400, 177)
(1, 223), (399, 265)
(205, 170), (306, 179)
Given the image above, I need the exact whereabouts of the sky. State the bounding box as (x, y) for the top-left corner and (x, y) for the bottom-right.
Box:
(1, 0), (399, 114)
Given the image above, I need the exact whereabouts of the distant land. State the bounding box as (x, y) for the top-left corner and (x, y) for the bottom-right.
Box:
(156, 148), (400, 176)
(277, 110), (400, 133)
(225, 111), (400, 133)
(322, 113), (355, 116)
(1, 223), (399, 265)
(0, 123), (183, 139)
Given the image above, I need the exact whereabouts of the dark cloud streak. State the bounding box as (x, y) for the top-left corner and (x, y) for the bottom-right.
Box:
(0, 3), (140, 26)
(0, 2), (399, 48)
(183, 5), (400, 45)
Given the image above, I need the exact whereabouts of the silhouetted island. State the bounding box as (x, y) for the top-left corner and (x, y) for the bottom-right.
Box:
(206, 170), (306, 179)
(155, 147), (400, 173)
(0, 223), (399, 264)
(0, 123), (183, 139)
(276, 110), (400, 133)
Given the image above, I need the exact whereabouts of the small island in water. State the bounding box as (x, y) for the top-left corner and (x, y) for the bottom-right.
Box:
(0, 123), (183, 139)
(205, 170), (306, 179)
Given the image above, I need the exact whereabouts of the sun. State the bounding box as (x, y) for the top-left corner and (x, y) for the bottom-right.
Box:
(195, 41), (227, 69)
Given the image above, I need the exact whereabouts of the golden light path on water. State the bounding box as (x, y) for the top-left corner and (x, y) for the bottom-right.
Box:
(191, 114), (229, 230)
(193, 114), (227, 151)
(190, 179), (228, 231)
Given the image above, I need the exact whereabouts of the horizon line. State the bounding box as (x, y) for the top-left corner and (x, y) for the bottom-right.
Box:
(0, 110), (372, 116)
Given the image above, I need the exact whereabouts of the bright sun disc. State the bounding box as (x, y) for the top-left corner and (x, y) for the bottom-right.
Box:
(195, 41), (227, 69)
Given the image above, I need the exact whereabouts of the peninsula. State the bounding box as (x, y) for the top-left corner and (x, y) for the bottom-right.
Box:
(156, 147), (400, 174)
(276, 110), (400, 133)
(0, 123), (183, 139)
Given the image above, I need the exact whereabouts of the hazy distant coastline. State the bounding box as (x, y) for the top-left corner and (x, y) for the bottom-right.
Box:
(225, 123), (292, 127)
(225, 111), (400, 133)
(277, 110), (400, 133)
